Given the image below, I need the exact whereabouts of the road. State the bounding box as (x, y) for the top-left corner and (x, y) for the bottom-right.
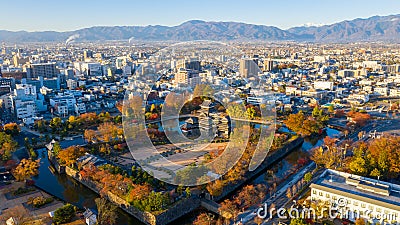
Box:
(237, 162), (316, 225)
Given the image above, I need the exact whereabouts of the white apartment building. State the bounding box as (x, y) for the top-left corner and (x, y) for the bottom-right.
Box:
(74, 102), (86, 115)
(374, 87), (389, 96)
(14, 84), (36, 100)
(50, 95), (76, 109)
(54, 103), (68, 117)
(347, 93), (370, 104)
(314, 81), (334, 90)
(14, 99), (36, 119)
(174, 69), (201, 87)
(390, 89), (400, 97)
(311, 169), (400, 224)
(67, 79), (78, 90)
(285, 86), (298, 95)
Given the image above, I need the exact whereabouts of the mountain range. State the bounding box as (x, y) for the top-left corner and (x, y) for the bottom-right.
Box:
(1, 14), (400, 43)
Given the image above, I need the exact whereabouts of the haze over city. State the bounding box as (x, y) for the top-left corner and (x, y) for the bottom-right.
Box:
(1, 0), (400, 31)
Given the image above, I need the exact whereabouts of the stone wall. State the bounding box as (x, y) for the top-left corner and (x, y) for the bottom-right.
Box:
(154, 198), (201, 225)
(65, 166), (199, 225)
(47, 150), (65, 174)
(213, 137), (304, 202)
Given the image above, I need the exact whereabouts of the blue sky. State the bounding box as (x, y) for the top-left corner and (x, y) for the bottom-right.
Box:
(2, 0), (400, 31)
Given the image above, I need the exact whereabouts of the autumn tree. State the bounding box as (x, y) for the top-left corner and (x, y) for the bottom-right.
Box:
(98, 122), (118, 142)
(219, 199), (240, 223)
(290, 218), (308, 225)
(57, 146), (86, 167)
(95, 198), (118, 225)
(347, 141), (369, 176)
(84, 129), (97, 143)
(347, 111), (371, 127)
(286, 187), (292, 199)
(335, 109), (346, 118)
(3, 123), (20, 136)
(13, 158), (40, 181)
(254, 216), (264, 225)
(126, 184), (152, 203)
(355, 218), (366, 225)
(193, 212), (216, 225)
(284, 111), (322, 136)
(311, 137), (342, 169)
(236, 184), (266, 209)
(206, 179), (225, 197)
(50, 117), (62, 132)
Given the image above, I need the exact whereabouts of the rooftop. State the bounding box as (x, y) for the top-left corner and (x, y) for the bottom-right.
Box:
(311, 169), (400, 211)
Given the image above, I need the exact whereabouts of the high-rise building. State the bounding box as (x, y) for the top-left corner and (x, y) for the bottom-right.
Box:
(264, 59), (274, 72)
(27, 62), (58, 78)
(239, 58), (259, 78)
(1, 43), (6, 55)
(84, 50), (93, 60)
(175, 69), (200, 87)
(176, 58), (201, 71)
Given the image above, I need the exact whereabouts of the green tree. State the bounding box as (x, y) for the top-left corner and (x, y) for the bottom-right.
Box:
(53, 142), (61, 156)
(95, 198), (118, 225)
(50, 117), (62, 132)
(304, 172), (313, 183)
(53, 204), (76, 224)
(0, 132), (18, 161)
(185, 187), (191, 198)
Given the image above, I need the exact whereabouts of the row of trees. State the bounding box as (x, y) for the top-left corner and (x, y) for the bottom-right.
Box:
(0, 131), (18, 161)
(311, 133), (400, 181)
(84, 122), (124, 143)
(35, 112), (122, 135)
(348, 136), (400, 179)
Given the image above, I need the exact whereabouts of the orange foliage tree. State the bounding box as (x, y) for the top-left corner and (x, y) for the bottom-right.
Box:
(57, 146), (86, 167)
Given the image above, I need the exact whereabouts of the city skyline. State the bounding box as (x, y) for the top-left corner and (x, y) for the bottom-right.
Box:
(1, 0), (400, 32)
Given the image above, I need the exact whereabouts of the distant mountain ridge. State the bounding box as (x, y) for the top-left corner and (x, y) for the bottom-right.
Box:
(1, 14), (400, 43)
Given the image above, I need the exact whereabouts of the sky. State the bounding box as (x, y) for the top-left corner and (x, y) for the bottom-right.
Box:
(2, 0), (400, 32)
